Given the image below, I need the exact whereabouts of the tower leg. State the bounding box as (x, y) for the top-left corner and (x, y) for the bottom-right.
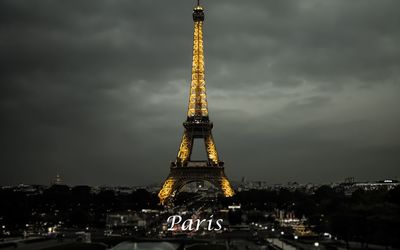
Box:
(177, 132), (193, 166)
(158, 176), (177, 205)
(220, 176), (235, 197)
(205, 134), (219, 165)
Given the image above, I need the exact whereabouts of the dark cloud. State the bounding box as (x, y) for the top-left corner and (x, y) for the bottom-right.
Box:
(1, 0), (399, 186)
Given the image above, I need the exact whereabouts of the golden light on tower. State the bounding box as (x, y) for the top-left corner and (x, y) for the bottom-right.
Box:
(177, 133), (191, 164)
(221, 177), (235, 197)
(158, 178), (175, 203)
(158, 1), (234, 205)
(205, 135), (219, 165)
(188, 9), (208, 118)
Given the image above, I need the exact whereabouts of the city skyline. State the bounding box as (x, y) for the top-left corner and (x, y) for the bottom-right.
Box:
(1, 0), (400, 186)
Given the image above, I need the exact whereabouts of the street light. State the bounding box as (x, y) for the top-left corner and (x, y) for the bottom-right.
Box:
(294, 235), (298, 240)
(314, 242), (319, 248)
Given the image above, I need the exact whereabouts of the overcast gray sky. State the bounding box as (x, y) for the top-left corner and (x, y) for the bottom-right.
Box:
(1, 0), (399, 186)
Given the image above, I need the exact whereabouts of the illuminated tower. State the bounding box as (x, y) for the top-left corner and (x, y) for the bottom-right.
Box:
(158, 1), (234, 205)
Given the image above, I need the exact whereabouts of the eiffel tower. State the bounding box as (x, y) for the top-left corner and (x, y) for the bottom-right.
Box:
(158, 1), (234, 205)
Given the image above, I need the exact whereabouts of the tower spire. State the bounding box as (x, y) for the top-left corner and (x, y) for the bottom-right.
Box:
(188, 1), (207, 118)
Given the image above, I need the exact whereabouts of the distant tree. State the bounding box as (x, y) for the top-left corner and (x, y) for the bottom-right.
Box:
(228, 210), (242, 225)
(386, 186), (400, 205)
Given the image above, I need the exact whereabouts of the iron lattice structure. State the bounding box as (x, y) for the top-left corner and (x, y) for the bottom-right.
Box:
(158, 3), (234, 205)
